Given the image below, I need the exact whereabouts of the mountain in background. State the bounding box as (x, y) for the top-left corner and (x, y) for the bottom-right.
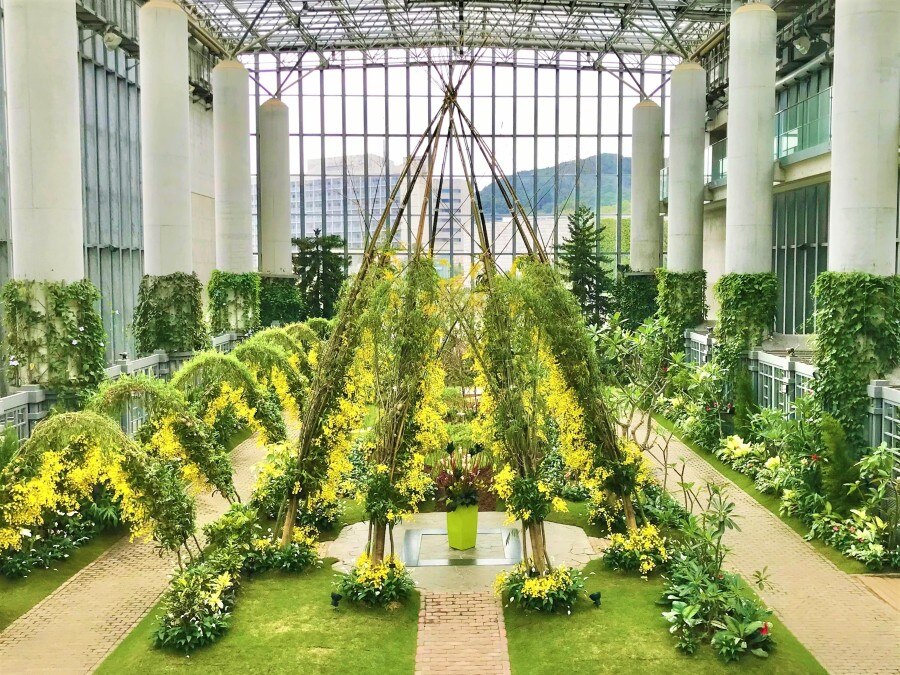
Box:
(479, 153), (632, 216)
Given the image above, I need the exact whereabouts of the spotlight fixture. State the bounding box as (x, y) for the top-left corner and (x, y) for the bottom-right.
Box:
(103, 27), (123, 51)
(302, 1), (310, 11)
(793, 30), (812, 56)
(330, 592), (343, 609)
(589, 591), (602, 608)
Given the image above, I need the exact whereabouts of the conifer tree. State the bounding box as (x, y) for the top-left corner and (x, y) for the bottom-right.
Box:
(558, 206), (614, 325)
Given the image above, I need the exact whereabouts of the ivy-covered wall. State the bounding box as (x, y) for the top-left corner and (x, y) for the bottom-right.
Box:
(1, 279), (107, 405)
(260, 276), (305, 327)
(615, 271), (657, 329)
(656, 269), (706, 353)
(208, 271), (261, 335)
(813, 272), (900, 446)
(712, 272), (778, 379)
(133, 273), (209, 355)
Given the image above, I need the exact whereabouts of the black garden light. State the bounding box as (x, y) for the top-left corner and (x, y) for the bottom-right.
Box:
(589, 591), (602, 608)
(330, 592), (342, 609)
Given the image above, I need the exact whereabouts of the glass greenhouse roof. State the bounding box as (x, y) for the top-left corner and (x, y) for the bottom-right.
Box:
(177, 0), (730, 59)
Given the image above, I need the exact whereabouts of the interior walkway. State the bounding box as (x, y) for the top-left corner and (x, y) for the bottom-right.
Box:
(0, 430), (270, 674)
(640, 418), (900, 675)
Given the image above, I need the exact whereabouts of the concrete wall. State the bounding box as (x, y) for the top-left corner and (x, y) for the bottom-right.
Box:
(191, 101), (216, 287)
(702, 204), (726, 319)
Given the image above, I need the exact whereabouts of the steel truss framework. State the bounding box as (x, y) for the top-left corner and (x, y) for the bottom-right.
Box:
(177, 1), (730, 61)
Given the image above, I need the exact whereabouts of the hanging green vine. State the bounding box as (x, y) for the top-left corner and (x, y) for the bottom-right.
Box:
(712, 272), (777, 381)
(259, 276), (305, 327)
(208, 271), (261, 335)
(813, 272), (900, 446)
(656, 269), (707, 356)
(1, 279), (106, 405)
(133, 273), (208, 355)
(615, 270), (658, 329)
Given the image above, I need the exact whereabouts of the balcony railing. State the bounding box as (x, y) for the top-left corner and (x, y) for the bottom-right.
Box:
(775, 87), (832, 159)
(707, 138), (727, 185)
(700, 87), (833, 188)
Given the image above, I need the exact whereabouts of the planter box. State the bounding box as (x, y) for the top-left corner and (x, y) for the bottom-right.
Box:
(446, 505), (478, 550)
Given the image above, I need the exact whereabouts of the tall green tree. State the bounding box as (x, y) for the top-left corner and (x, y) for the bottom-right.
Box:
(292, 229), (349, 319)
(558, 205), (614, 326)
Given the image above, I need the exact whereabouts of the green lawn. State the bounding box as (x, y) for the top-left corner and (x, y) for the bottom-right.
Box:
(545, 499), (606, 539)
(652, 414), (869, 575)
(97, 562), (420, 675)
(0, 528), (124, 631)
(504, 560), (825, 675)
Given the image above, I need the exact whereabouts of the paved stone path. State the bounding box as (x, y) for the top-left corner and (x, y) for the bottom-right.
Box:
(415, 592), (510, 675)
(641, 419), (900, 675)
(0, 431), (269, 674)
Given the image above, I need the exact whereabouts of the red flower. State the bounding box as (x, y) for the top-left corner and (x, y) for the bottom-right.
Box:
(810, 454), (821, 463)
(760, 623), (769, 636)
(705, 406), (711, 412)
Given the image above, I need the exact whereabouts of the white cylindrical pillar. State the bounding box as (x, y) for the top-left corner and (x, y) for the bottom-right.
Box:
(828, 0), (900, 274)
(5, 0), (84, 282)
(667, 61), (707, 272)
(723, 2), (776, 274)
(140, 0), (192, 276)
(213, 60), (253, 273)
(630, 100), (664, 273)
(258, 99), (293, 275)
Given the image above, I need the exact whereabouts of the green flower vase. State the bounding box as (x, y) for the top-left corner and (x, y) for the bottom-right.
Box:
(446, 504), (478, 550)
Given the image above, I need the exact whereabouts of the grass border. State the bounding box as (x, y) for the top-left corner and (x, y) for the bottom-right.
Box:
(652, 413), (869, 575)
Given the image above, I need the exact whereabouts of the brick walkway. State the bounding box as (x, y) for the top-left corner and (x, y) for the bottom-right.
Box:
(0, 431), (269, 674)
(643, 420), (900, 675)
(415, 592), (511, 675)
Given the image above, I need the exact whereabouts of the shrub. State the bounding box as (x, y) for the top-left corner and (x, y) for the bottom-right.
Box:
(819, 414), (859, 515)
(337, 554), (415, 606)
(153, 554), (240, 652)
(603, 523), (670, 575)
(495, 562), (585, 613)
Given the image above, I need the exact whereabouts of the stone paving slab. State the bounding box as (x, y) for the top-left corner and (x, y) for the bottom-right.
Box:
(0, 430), (271, 674)
(415, 592), (510, 675)
(325, 511), (601, 593)
(642, 419), (900, 675)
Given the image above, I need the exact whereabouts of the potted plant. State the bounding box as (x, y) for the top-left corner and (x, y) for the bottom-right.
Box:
(435, 443), (487, 550)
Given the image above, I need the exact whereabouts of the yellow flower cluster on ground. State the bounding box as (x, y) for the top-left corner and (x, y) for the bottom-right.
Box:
(0, 438), (153, 553)
(607, 523), (670, 574)
(351, 552), (406, 588)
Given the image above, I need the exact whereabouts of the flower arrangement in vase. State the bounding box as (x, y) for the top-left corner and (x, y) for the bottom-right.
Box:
(434, 443), (489, 549)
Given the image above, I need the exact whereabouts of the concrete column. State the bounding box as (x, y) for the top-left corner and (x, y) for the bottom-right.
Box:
(828, 0), (900, 275)
(5, 0), (83, 282)
(723, 2), (776, 274)
(258, 99), (293, 275)
(667, 61), (707, 272)
(140, 0), (192, 276)
(630, 100), (664, 272)
(213, 60), (253, 273)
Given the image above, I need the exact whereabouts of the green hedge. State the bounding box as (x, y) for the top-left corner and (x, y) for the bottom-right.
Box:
(813, 272), (900, 446)
(259, 276), (305, 327)
(133, 273), (208, 355)
(615, 271), (658, 329)
(712, 273), (777, 380)
(1, 279), (106, 405)
(208, 271), (261, 335)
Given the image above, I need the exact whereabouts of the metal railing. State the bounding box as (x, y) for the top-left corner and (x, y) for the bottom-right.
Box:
(1, 333), (243, 442)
